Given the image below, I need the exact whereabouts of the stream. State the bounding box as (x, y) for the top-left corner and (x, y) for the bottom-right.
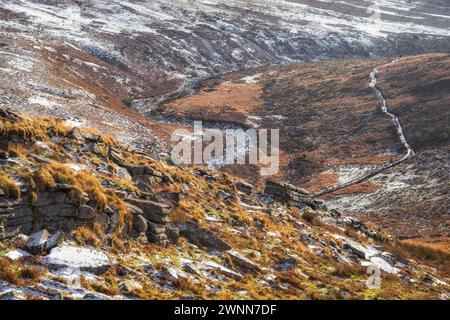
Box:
(314, 60), (416, 197)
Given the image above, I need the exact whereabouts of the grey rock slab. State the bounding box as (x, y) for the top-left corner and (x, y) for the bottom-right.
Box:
(26, 229), (49, 254)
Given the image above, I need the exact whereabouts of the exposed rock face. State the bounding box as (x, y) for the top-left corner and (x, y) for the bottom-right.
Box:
(124, 198), (172, 246)
(264, 180), (326, 210)
(109, 147), (173, 193)
(2, 191), (80, 237)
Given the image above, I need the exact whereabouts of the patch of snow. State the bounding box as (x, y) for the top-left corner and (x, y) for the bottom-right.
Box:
(65, 163), (87, 172)
(65, 118), (86, 128)
(241, 73), (262, 84)
(28, 96), (55, 107)
(4, 249), (32, 261)
(361, 257), (398, 274)
(43, 245), (113, 273)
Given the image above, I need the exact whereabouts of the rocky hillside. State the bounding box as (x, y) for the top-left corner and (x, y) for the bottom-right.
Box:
(0, 108), (448, 300)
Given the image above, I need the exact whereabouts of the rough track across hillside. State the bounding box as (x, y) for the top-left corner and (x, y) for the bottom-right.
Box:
(314, 60), (415, 197)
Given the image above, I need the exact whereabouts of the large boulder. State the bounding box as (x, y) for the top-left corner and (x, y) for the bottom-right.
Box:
(43, 245), (114, 275)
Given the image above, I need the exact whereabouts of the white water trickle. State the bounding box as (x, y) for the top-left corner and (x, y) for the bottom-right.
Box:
(369, 63), (415, 160)
(313, 59), (416, 197)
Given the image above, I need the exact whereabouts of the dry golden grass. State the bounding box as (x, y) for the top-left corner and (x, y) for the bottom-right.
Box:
(165, 81), (263, 123)
(80, 277), (119, 296)
(388, 241), (450, 277)
(0, 171), (20, 199)
(17, 265), (44, 283)
(74, 226), (102, 247)
(0, 257), (21, 285)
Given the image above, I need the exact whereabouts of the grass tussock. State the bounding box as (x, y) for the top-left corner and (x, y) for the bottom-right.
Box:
(0, 257), (21, 285)
(0, 115), (70, 141)
(0, 258), (44, 286)
(73, 224), (105, 247)
(331, 263), (367, 278)
(0, 171), (20, 199)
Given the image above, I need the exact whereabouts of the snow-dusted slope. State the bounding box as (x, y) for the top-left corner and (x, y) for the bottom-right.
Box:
(0, 0), (449, 154)
(1, 0), (449, 83)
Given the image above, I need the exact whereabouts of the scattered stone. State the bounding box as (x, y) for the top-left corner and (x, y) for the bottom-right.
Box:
(200, 260), (242, 281)
(227, 250), (261, 273)
(344, 240), (379, 260)
(235, 180), (254, 195)
(26, 229), (49, 254)
(5, 248), (32, 261)
(114, 167), (132, 182)
(67, 127), (84, 141)
(45, 230), (65, 252)
(147, 232), (168, 242)
(162, 266), (190, 284)
(0, 290), (27, 300)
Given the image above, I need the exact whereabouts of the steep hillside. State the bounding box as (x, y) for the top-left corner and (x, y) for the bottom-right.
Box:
(0, 108), (448, 300)
(158, 53), (449, 243)
(0, 0), (448, 301)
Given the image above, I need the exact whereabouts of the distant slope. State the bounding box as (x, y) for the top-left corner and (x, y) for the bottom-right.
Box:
(159, 53), (450, 240)
(1, 0), (450, 103)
